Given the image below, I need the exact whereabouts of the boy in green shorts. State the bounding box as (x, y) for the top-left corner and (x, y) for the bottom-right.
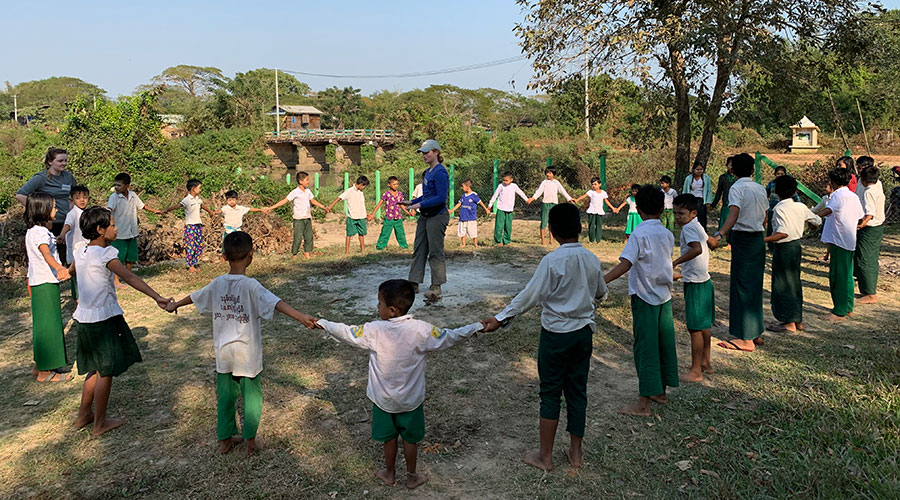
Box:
(660, 175), (677, 232)
(106, 173), (163, 287)
(527, 166), (572, 245)
(605, 185), (678, 417)
(315, 279), (483, 489)
(266, 172), (329, 259)
(672, 194), (719, 383)
(327, 175), (370, 254)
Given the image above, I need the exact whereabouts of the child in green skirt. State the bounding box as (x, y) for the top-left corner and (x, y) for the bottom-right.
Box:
(854, 161), (885, 304)
(672, 194), (719, 383)
(72, 206), (173, 436)
(167, 231), (317, 456)
(25, 193), (72, 382)
(605, 185), (677, 417)
(615, 184), (643, 242)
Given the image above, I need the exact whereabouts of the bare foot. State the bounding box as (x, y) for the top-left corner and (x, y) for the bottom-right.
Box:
(796, 322), (805, 331)
(766, 322), (796, 333)
(618, 403), (651, 417)
(245, 437), (258, 457)
(567, 447), (583, 468)
(218, 436), (243, 455)
(681, 370), (704, 383)
(857, 295), (878, 304)
(291, 254), (298, 260)
(701, 364), (714, 374)
(303, 252), (311, 260)
(406, 472), (427, 490)
(649, 394), (669, 404)
(92, 417), (125, 436)
(187, 266), (198, 273)
(74, 412), (94, 429)
(375, 467), (395, 486)
(822, 312), (847, 322)
(523, 450), (553, 471)
(753, 336), (765, 346)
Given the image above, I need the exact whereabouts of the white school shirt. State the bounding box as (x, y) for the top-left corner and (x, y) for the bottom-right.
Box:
(821, 186), (864, 252)
(662, 188), (678, 209)
(586, 190), (608, 215)
(488, 183), (528, 212)
(73, 245), (124, 323)
(620, 219), (674, 305)
(678, 217), (710, 283)
(63, 205), (86, 263)
(857, 180), (885, 227)
(26, 226), (59, 286)
(191, 274), (282, 378)
(531, 179), (572, 204)
(626, 196), (638, 213)
(107, 191), (145, 240)
(690, 177), (705, 198)
(318, 316), (482, 413)
(496, 243), (608, 332)
(339, 186), (367, 220)
(286, 187), (315, 220)
(728, 177), (768, 232)
(412, 183), (423, 199)
(181, 194), (204, 225)
(771, 199), (821, 243)
(221, 205), (251, 230)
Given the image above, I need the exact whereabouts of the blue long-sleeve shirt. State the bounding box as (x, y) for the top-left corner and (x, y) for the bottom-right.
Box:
(411, 163), (449, 216)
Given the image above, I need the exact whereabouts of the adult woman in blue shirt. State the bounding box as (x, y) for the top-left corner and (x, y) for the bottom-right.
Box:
(16, 148), (77, 264)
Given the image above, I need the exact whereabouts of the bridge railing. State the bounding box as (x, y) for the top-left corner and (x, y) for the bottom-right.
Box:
(265, 129), (400, 141)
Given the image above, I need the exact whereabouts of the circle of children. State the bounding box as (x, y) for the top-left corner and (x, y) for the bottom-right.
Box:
(20, 145), (884, 488)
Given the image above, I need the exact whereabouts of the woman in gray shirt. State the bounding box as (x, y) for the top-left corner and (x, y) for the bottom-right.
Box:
(16, 148), (76, 264)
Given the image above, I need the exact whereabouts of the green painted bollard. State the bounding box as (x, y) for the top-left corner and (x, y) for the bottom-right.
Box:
(375, 169), (381, 219)
(236, 167), (242, 175)
(448, 164), (455, 218)
(314, 172), (319, 197)
(286, 173), (291, 185)
(344, 172), (350, 215)
(754, 151), (762, 184)
(492, 159), (499, 214)
(547, 157), (552, 168)
(408, 167), (415, 219)
(600, 154), (607, 190)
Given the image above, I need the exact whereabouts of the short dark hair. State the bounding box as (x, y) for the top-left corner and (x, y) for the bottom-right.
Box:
(80, 206), (112, 240)
(673, 193), (697, 212)
(224, 190), (238, 200)
(635, 184), (664, 216)
(114, 173), (131, 185)
(660, 175), (672, 185)
(548, 203), (581, 239)
(502, 171), (513, 179)
(25, 193), (55, 227)
(773, 175), (798, 200)
(296, 171), (309, 182)
(630, 183), (641, 192)
(223, 231), (253, 261)
(590, 176), (601, 185)
(355, 176), (370, 187)
(774, 165), (787, 175)
(387, 175), (399, 183)
(837, 156), (854, 171)
(378, 279), (415, 315)
(186, 179), (201, 191)
(545, 166), (556, 175)
(461, 178), (473, 187)
(828, 167), (852, 187)
(860, 165), (880, 184)
(732, 153), (755, 177)
(856, 156), (875, 169)
(693, 160), (704, 169)
(70, 185), (90, 199)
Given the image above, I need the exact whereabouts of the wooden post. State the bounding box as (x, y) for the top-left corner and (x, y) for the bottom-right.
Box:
(856, 98), (871, 155)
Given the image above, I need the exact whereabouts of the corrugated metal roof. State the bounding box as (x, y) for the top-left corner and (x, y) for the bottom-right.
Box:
(267, 105), (323, 115)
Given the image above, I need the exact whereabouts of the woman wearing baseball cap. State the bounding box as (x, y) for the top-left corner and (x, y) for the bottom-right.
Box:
(401, 139), (450, 303)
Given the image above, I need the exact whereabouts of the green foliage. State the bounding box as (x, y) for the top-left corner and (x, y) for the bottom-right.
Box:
(208, 68), (312, 130)
(1, 77), (106, 123)
(317, 86), (364, 129)
(325, 144), (336, 166)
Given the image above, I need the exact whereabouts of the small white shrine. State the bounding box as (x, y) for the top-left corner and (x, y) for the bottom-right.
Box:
(790, 116), (821, 153)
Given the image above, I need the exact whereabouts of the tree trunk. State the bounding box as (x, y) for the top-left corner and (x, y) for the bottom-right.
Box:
(695, 59), (735, 169)
(669, 46), (692, 186)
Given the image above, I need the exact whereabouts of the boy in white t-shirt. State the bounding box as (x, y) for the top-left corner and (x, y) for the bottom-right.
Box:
(107, 173), (164, 286)
(604, 185), (677, 417)
(314, 279), (482, 489)
(219, 190), (266, 255)
(572, 176), (618, 243)
(527, 167), (572, 245)
(167, 231), (316, 457)
(327, 175), (370, 254)
(164, 179), (217, 272)
(659, 175), (678, 232)
(854, 162), (886, 304)
(672, 194), (719, 383)
(58, 185), (89, 301)
(266, 172), (329, 259)
(488, 172), (529, 245)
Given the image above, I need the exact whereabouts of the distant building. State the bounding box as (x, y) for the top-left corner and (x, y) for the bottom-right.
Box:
(266, 105), (323, 130)
(158, 114), (185, 139)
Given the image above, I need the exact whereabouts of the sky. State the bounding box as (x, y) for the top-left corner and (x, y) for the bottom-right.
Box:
(0, 0), (536, 97)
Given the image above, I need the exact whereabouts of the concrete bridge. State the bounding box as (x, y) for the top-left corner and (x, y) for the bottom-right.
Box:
(265, 129), (401, 171)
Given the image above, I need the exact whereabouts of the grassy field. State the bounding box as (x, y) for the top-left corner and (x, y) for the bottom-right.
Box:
(0, 216), (897, 500)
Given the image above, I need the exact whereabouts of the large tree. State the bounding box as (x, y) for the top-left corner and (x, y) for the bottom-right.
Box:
(208, 68), (311, 129)
(2, 77), (106, 123)
(150, 65), (224, 98)
(515, 0), (869, 182)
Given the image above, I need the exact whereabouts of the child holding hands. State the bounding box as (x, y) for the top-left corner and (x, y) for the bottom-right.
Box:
(488, 172), (528, 245)
(369, 175), (411, 250)
(448, 179), (490, 247)
(265, 172), (329, 259)
(164, 179), (217, 272)
(571, 176), (617, 243)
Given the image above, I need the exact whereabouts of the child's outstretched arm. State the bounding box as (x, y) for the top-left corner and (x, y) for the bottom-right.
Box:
(368, 199), (385, 220)
(572, 193), (588, 204)
(515, 185), (529, 202)
(311, 198), (328, 212)
(478, 200), (491, 216)
(57, 223), (72, 244)
(316, 319), (374, 350)
(448, 201), (461, 215)
(481, 257), (552, 331)
(604, 258), (633, 284)
(673, 241), (702, 267)
(39, 243), (70, 281)
(201, 203), (218, 215)
(422, 322), (484, 352)
(274, 301), (317, 329)
(325, 197), (342, 212)
(266, 197), (290, 212)
(107, 259), (171, 309)
(487, 185), (502, 209)
(166, 295), (193, 313)
(604, 198), (617, 212)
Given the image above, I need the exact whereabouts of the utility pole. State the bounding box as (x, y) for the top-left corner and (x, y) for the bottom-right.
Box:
(13, 95), (17, 123)
(584, 38), (590, 139)
(275, 68), (280, 136)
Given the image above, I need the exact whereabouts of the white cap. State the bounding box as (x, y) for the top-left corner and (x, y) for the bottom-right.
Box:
(417, 139), (441, 153)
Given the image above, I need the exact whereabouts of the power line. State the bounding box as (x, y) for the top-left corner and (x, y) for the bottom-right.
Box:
(279, 56), (527, 79)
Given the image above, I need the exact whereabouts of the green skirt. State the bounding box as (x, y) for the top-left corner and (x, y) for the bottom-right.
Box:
(771, 240), (803, 324)
(31, 283), (68, 371)
(729, 231), (764, 340)
(625, 213), (643, 235)
(854, 225), (884, 296)
(76, 315), (142, 377)
(684, 279), (715, 331)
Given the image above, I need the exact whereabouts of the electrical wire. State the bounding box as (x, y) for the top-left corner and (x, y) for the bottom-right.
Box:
(279, 56), (527, 79)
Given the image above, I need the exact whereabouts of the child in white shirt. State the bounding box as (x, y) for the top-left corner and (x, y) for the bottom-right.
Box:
(106, 173), (164, 283)
(58, 185), (89, 301)
(164, 179), (217, 272)
(527, 167), (572, 245)
(327, 176), (370, 254)
(72, 206), (172, 436)
(266, 172), (329, 259)
(482, 203), (608, 472)
(488, 172), (528, 245)
(605, 185), (677, 417)
(315, 279), (482, 489)
(854, 162), (886, 303)
(572, 176), (618, 243)
(218, 190), (265, 254)
(659, 175), (678, 232)
(167, 231), (316, 456)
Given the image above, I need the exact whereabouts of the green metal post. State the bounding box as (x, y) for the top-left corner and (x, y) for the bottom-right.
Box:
(286, 173), (291, 185)
(448, 164), (455, 218)
(547, 157), (552, 168)
(375, 170), (381, 219)
(314, 172), (319, 197)
(344, 171), (350, 215)
(600, 154), (607, 190)
(492, 159), (499, 214)
(844, 148), (852, 157)
(754, 151), (762, 184)
(408, 167), (415, 219)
